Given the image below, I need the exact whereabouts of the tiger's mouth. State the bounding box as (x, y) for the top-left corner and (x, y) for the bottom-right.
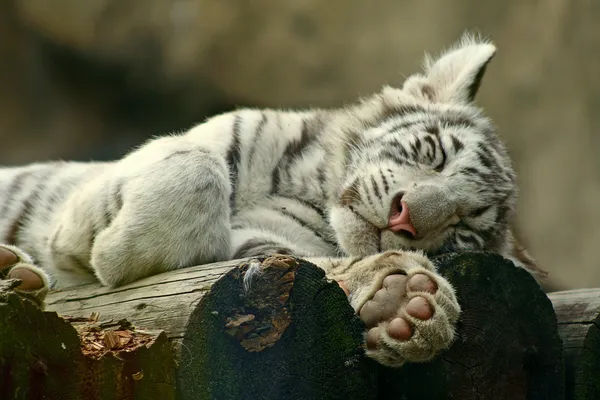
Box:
(378, 223), (458, 255)
(335, 203), (458, 258)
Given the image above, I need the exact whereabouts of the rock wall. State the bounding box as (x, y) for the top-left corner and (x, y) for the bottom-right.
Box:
(0, 0), (597, 289)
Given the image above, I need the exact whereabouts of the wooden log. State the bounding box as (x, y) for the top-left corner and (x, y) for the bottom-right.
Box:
(549, 288), (600, 400)
(0, 279), (176, 400)
(1, 252), (564, 399)
(380, 252), (565, 400)
(48, 255), (377, 400)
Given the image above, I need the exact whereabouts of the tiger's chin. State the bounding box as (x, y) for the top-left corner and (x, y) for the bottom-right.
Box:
(379, 229), (454, 255)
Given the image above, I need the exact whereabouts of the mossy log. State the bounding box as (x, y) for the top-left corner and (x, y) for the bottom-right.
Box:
(0, 252), (564, 399)
(549, 288), (600, 400)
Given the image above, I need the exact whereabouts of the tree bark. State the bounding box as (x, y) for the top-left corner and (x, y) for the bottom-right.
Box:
(0, 252), (564, 400)
(549, 288), (600, 400)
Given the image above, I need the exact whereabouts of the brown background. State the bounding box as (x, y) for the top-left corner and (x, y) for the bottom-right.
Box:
(1, 0), (597, 289)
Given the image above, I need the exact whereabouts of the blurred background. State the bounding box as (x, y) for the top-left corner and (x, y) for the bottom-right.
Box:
(0, 0), (597, 289)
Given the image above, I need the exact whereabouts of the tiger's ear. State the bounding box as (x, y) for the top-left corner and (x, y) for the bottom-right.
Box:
(404, 33), (496, 104)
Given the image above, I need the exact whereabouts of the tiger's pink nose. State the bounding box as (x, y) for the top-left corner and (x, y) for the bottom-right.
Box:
(388, 197), (417, 237)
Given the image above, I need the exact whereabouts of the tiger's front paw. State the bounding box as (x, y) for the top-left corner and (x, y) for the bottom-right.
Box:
(0, 245), (50, 308)
(339, 252), (460, 367)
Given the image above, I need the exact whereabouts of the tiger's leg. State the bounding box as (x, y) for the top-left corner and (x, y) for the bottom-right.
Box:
(307, 251), (460, 367)
(0, 244), (50, 308)
(49, 143), (232, 287)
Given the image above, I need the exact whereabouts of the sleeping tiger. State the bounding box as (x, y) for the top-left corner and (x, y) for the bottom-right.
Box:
(0, 34), (541, 367)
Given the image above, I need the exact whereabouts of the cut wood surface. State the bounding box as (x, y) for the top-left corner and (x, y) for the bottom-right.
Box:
(549, 288), (600, 400)
(1, 252), (566, 400)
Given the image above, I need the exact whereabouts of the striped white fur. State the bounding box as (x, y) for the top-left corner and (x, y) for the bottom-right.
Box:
(0, 35), (540, 367)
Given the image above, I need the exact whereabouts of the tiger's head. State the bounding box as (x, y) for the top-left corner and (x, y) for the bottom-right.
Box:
(329, 34), (544, 278)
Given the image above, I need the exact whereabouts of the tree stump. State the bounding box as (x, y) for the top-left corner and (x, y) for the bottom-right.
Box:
(0, 252), (565, 399)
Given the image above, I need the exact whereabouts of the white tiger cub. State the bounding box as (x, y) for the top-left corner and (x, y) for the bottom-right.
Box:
(0, 35), (541, 367)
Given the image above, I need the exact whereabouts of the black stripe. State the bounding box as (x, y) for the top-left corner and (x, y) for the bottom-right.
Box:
(271, 168), (281, 195)
(274, 207), (337, 248)
(379, 170), (389, 195)
(370, 175), (381, 200)
(495, 203), (512, 227)
(365, 119), (426, 146)
(271, 118), (317, 194)
(424, 136), (436, 161)
(378, 149), (407, 166)
(476, 150), (494, 169)
(226, 115), (243, 208)
(112, 180), (124, 215)
(362, 181), (375, 207)
(378, 104), (428, 122)
(434, 135), (447, 172)
(284, 119), (316, 160)
(246, 113), (268, 169)
(289, 197), (327, 220)
(5, 174), (51, 246)
(384, 141), (410, 161)
(317, 164), (327, 186)
(367, 110), (474, 146)
(414, 138), (422, 152)
(463, 167), (480, 176)
(450, 135), (464, 152)
(0, 170), (34, 218)
(409, 141), (419, 159)
(425, 125), (439, 135)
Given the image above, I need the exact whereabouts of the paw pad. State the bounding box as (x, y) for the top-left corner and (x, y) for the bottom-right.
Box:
(360, 273), (437, 348)
(0, 247), (46, 292)
(0, 247), (18, 271)
(7, 268), (45, 291)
